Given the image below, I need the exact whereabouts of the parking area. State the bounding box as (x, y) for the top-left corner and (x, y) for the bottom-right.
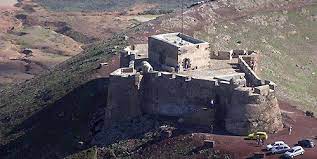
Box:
(210, 101), (317, 159)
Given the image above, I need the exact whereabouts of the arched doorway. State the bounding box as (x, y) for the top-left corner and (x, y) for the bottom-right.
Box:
(183, 58), (191, 70)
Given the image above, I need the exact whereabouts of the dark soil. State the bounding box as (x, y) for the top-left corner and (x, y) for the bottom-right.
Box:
(209, 101), (317, 159)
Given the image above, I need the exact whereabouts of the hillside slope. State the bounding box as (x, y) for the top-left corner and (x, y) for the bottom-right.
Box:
(0, 35), (127, 158)
(34, 0), (203, 12)
(0, 0), (198, 88)
(128, 0), (317, 113)
(0, 0), (316, 158)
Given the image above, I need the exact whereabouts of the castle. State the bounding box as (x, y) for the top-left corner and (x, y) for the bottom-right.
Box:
(104, 33), (283, 135)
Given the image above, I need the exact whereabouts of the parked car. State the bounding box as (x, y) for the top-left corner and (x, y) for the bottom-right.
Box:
(284, 146), (305, 158)
(246, 132), (268, 140)
(271, 145), (290, 154)
(266, 141), (287, 151)
(298, 139), (315, 148)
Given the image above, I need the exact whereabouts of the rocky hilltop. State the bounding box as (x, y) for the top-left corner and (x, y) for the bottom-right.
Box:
(0, 0), (316, 158)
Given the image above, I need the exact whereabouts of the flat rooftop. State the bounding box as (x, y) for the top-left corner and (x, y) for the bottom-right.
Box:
(182, 58), (244, 81)
(124, 44), (148, 60)
(150, 32), (208, 47)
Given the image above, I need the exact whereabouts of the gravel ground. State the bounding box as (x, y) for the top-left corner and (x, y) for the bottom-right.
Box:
(211, 101), (317, 159)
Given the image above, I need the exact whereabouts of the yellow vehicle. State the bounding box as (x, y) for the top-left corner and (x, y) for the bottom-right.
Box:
(246, 132), (268, 140)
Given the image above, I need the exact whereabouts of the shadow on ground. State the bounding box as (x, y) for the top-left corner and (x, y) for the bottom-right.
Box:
(0, 78), (109, 159)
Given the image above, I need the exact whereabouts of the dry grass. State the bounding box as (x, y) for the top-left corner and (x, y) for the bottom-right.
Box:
(0, 0), (316, 158)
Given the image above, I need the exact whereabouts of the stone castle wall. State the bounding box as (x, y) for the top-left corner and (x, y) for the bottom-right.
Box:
(104, 68), (142, 127)
(141, 72), (216, 126)
(225, 87), (283, 135)
(105, 68), (283, 135)
(104, 39), (283, 135)
(238, 56), (263, 86)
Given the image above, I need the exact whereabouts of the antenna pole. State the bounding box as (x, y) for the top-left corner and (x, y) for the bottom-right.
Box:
(181, 0), (184, 34)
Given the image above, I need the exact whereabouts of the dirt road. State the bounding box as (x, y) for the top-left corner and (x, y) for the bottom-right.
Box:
(212, 101), (317, 159)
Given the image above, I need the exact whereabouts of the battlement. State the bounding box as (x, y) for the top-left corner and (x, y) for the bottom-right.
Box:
(118, 47), (275, 97)
(144, 70), (220, 85)
(212, 51), (232, 60)
(112, 67), (273, 99)
(238, 55), (262, 86)
(211, 50), (257, 60)
(110, 67), (136, 77)
(237, 55), (276, 94)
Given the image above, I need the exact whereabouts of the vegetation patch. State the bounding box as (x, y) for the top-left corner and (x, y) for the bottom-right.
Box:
(0, 34), (127, 158)
(65, 147), (97, 159)
(194, 4), (317, 114)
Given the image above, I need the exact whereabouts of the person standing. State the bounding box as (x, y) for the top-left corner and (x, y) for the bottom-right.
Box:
(210, 99), (215, 108)
(256, 135), (260, 146)
(289, 126), (293, 135)
(210, 124), (214, 133)
(176, 65), (180, 72)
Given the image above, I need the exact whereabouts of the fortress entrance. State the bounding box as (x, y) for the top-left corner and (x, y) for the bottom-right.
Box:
(183, 58), (191, 70)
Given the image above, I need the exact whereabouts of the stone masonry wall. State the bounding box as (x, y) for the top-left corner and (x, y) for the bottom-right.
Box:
(178, 43), (210, 71)
(149, 36), (210, 72)
(238, 56), (263, 86)
(214, 51), (233, 60)
(105, 69), (283, 135)
(148, 37), (179, 68)
(140, 71), (216, 126)
(225, 87), (283, 135)
(104, 71), (142, 127)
